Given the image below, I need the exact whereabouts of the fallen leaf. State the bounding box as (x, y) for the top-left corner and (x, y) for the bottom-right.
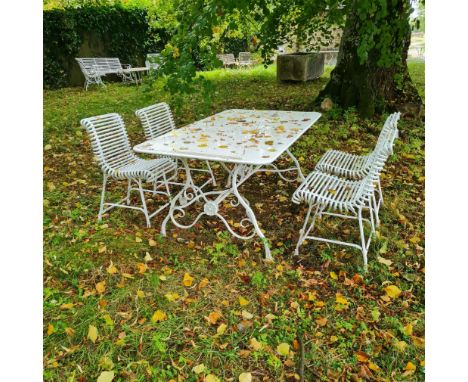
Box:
(88, 325), (98, 343)
(137, 263), (147, 274)
(144, 252), (153, 262)
(205, 374), (220, 382)
(404, 361), (416, 371)
(368, 362), (380, 371)
(198, 277), (209, 289)
(384, 285), (402, 299)
(192, 363), (205, 374)
(239, 296), (249, 306)
(183, 272), (194, 287)
(136, 290), (145, 298)
(377, 256), (392, 267)
(316, 317), (328, 327)
(394, 340), (407, 352)
(95, 281), (106, 294)
(47, 323), (54, 336)
(165, 293), (180, 302)
(151, 310), (167, 323)
(250, 337), (263, 351)
(135, 236), (142, 243)
(329, 271), (338, 280)
(98, 245), (107, 254)
(356, 351), (369, 363)
(64, 327), (75, 337)
(239, 372), (252, 382)
(207, 311), (222, 325)
(149, 238), (157, 247)
(216, 323), (227, 336)
(276, 342), (290, 356)
(242, 310), (254, 320)
(60, 303), (74, 310)
(106, 261), (118, 274)
(403, 323), (413, 336)
(99, 356), (114, 371)
(97, 371), (114, 382)
(335, 293), (349, 305)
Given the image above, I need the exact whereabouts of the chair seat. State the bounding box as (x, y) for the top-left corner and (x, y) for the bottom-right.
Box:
(112, 157), (177, 181)
(292, 171), (367, 212)
(315, 150), (370, 179)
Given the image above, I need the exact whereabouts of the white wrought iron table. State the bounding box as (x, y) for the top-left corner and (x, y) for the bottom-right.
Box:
(121, 67), (149, 84)
(134, 109), (321, 260)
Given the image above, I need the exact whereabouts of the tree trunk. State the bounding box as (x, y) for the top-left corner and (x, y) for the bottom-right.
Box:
(318, 0), (422, 117)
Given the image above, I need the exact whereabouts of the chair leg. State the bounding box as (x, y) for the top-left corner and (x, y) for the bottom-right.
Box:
(377, 178), (384, 207)
(372, 190), (380, 227)
(98, 175), (108, 221)
(294, 203), (319, 257)
(368, 196), (375, 234)
(205, 160), (216, 186)
(137, 179), (151, 228)
(126, 179), (132, 205)
(358, 207), (368, 270)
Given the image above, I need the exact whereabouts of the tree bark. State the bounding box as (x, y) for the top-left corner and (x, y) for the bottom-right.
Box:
(318, 0), (423, 117)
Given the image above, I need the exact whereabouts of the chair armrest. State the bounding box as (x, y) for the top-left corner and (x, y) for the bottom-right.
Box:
(122, 64), (132, 69)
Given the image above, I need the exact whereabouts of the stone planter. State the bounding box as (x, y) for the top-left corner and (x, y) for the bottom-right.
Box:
(277, 52), (325, 82)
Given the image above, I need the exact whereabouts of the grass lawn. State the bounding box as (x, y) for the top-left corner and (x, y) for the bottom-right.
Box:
(44, 63), (425, 381)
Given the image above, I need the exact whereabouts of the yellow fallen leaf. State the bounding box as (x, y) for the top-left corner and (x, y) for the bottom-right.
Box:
(356, 351), (369, 363)
(330, 335), (338, 343)
(207, 311), (222, 325)
(47, 323), (54, 336)
(151, 310), (167, 323)
(276, 342), (290, 356)
(242, 310), (254, 320)
(98, 245), (107, 254)
(64, 327), (75, 337)
(404, 361), (416, 371)
(239, 372), (252, 382)
(137, 262), (148, 274)
(192, 363), (205, 374)
(316, 317), (328, 327)
(239, 296), (249, 306)
(88, 325), (98, 343)
(394, 340), (407, 352)
(95, 281), (106, 294)
(250, 337), (263, 351)
(144, 252), (153, 262)
(135, 236), (142, 243)
(403, 323), (413, 336)
(198, 277), (209, 289)
(60, 303), (74, 310)
(149, 238), (157, 247)
(368, 361), (380, 371)
(165, 292), (180, 302)
(385, 285), (402, 299)
(136, 290), (145, 298)
(411, 336), (425, 348)
(97, 371), (114, 382)
(99, 356), (114, 370)
(183, 272), (194, 287)
(327, 189), (337, 195)
(335, 293), (348, 305)
(329, 271), (338, 280)
(106, 261), (118, 274)
(216, 323), (227, 336)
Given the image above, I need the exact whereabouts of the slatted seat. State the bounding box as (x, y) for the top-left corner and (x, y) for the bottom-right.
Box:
(81, 113), (178, 227)
(135, 102), (216, 186)
(292, 118), (399, 268)
(76, 57), (134, 90)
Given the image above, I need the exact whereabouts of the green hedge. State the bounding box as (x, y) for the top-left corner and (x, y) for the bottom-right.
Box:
(43, 6), (167, 88)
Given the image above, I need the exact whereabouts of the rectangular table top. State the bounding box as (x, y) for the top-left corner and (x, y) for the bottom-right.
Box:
(122, 67), (149, 72)
(133, 109), (321, 165)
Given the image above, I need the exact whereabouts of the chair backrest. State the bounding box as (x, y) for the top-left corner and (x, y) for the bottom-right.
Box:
(80, 113), (136, 175)
(239, 52), (251, 63)
(104, 58), (123, 72)
(135, 102), (176, 140)
(146, 53), (161, 69)
(224, 53), (236, 64)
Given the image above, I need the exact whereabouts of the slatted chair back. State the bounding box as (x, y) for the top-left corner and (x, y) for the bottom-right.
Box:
(238, 52), (252, 65)
(224, 53), (236, 65)
(76, 58), (99, 76)
(146, 53), (161, 69)
(81, 113), (136, 176)
(135, 102), (176, 140)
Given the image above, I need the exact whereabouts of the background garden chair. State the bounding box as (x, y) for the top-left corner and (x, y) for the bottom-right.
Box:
(238, 52), (253, 68)
(315, 112), (400, 225)
(135, 102), (217, 186)
(145, 53), (162, 70)
(80, 113), (178, 227)
(292, 122), (398, 268)
(217, 53), (238, 68)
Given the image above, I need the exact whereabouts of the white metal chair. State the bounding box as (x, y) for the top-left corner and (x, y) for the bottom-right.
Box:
(135, 102), (217, 186)
(292, 128), (398, 268)
(238, 52), (253, 68)
(81, 113), (178, 227)
(146, 53), (161, 70)
(315, 112), (400, 224)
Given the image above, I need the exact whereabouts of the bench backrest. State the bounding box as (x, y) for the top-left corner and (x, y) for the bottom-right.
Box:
(76, 58), (123, 75)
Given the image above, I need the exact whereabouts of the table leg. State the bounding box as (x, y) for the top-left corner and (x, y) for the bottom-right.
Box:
(161, 161), (273, 261)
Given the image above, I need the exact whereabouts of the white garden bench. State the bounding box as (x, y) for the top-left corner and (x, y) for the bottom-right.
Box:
(216, 53), (238, 68)
(75, 57), (135, 90)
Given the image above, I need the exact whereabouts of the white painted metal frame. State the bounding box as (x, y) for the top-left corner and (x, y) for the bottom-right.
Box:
(76, 58), (135, 90)
(134, 109), (322, 259)
(315, 112), (400, 225)
(238, 52), (253, 68)
(135, 102), (217, 186)
(292, 123), (399, 268)
(81, 113), (180, 227)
